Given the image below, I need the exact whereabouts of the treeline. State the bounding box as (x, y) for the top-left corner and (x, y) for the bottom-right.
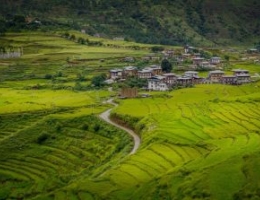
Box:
(0, 0), (260, 45)
(0, 15), (70, 35)
(61, 32), (103, 46)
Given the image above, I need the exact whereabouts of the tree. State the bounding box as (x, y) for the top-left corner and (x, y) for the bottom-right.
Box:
(64, 32), (70, 38)
(224, 55), (230, 62)
(70, 34), (76, 41)
(151, 46), (164, 52)
(161, 59), (172, 73)
(77, 73), (85, 81)
(91, 73), (107, 87)
(124, 77), (147, 88)
(77, 37), (86, 44)
(255, 42), (260, 51)
(0, 20), (6, 36)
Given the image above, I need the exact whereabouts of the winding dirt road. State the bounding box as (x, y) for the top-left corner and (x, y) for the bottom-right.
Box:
(99, 99), (141, 155)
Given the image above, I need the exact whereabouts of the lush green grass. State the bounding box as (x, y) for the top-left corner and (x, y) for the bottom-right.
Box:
(101, 82), (260, 199)
(0, 32), (149, 83)
(0, 31), (260, 199)
(0, 87), (111, 114)
(22, 81), (258, 200)
(233, 63), (260, 74)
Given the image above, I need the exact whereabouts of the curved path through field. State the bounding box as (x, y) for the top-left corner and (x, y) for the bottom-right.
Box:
(99, 99), (141, 155)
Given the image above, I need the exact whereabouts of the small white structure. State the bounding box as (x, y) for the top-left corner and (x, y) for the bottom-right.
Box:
(236, 74), (251, 84)
(109, 69), (123, 80)
(210, 57), (221, 64)
(184, 71), (198, 78)
(193, 57), (204, 65)
(148, 75), (168, 91)
(232, 69), (249, 75)
(104, 79), (114, 84)
(200, 61), (211, 68)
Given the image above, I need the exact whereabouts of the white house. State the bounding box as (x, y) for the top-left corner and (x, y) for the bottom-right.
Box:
(184, 71), (198, 77)
(148, 75), (168, 91)
(109, 69), (123, 80)
(210, 57), (221, 65)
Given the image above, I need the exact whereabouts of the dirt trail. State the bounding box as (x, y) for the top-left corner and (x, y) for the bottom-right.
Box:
(99, 99), (141, 154)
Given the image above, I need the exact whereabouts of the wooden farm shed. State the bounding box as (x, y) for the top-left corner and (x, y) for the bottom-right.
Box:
(120, 87), (138, 98)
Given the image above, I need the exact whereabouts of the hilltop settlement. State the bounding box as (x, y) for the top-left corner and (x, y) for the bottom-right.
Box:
(107, 46), (254, 92)
(108, 67), (251, 91)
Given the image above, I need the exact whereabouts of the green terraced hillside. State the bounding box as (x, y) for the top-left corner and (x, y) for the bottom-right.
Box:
(0, 31), (260, 199)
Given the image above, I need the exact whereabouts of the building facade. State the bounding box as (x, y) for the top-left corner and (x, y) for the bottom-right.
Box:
(208, 70), (225, 83)
(148, 76), (168, 91)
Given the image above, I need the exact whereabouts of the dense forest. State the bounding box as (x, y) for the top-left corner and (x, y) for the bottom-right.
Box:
(0, 0), (260, 45)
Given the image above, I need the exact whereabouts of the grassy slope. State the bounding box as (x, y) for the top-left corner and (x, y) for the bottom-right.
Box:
(101, 83), (260, 199)
(26, 82), (259, 200)
(0, 32), (260, 199)
(33, 84), (260, 200)
(0, 32), (150, 199)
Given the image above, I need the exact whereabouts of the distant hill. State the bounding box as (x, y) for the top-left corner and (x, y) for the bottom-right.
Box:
(0, 0), (260, 46)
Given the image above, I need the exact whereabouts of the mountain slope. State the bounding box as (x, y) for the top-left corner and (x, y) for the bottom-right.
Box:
(0, 1), (260, 46)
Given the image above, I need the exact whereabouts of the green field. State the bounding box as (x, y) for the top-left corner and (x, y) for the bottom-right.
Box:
(107, 82), (260, 199)
(0, 31), (260, 200)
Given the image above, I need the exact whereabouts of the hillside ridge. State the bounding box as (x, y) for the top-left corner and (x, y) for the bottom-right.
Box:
(0, 0), (260, 45)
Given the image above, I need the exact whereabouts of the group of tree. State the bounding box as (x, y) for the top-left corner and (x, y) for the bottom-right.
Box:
(63, 32), (103, 46)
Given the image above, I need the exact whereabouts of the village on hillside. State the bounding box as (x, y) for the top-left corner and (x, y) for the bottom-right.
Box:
(106, 46), (256, 92)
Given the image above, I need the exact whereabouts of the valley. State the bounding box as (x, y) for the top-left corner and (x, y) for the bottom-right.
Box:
(0, 31), (260, 200)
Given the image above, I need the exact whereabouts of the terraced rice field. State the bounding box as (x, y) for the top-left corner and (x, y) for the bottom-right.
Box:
(1, 31), (260, 199)
(31, 83), (260, 199)
(0, 112), (132, 199)
(98, 83), (260, 199)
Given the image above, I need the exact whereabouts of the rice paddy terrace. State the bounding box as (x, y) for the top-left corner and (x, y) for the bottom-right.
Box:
(0, 31), (260, 200)
(0, 32), (146, 199)
(109, 83), (260, 200)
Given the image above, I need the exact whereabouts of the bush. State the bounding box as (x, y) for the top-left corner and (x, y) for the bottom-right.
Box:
(93, 124), (100, 132)
(81, 123), (89, 130)
(45, 74), (52, 79)
(56, 123), (62, 132)
(36, 133), (49, 144)
(151, 46), (164, 52)
(91, 73), (107, 87)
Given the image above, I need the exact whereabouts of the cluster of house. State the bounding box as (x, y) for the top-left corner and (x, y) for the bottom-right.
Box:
(108, 66), (251, 91)
(174, 45), (222, 70)
(0, 47), (23, 59)
(138, 46), (223, 71)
